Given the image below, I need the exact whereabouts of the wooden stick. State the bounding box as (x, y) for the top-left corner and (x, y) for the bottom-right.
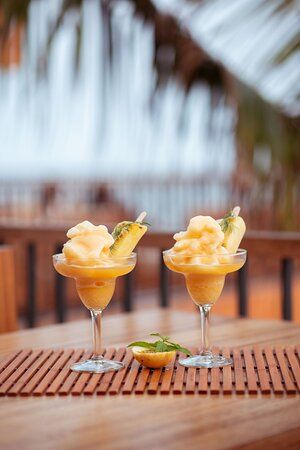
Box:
(232, 349), (245, 394)
(33, 349), (74, 396)
(275, 346), (296, 394)
(83, 348), (115, 395)
(0, 350), (42, 396)
(222, 348), (232, 395)
(253, 346), (271, 394)
(20, 350), (62, 396)
(264, 348), (284, 394)
(122, 360), (140, 395)
(243, 348), (258, 394)
(9, 350), (53, 396)
(46, 349), (84, 395)
(96, 348), (126, 395)
(109, 349), (133, 395)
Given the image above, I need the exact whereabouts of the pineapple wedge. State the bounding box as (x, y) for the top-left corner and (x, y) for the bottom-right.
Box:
(110, 212), (148, 257)
(219, 206), (246, 254)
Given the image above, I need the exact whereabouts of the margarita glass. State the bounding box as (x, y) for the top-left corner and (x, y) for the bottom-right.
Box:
(53, 253), (136, 373)
(163, 249), (247, 368)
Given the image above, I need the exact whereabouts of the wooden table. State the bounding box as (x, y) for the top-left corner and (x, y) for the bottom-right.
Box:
(0, 309), (300, 450)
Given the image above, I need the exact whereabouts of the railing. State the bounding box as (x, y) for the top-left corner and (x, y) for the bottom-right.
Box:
(0, 178), (290, 231)
(0, 224), (299, 326)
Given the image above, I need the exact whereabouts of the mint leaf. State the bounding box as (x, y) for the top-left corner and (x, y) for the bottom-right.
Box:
(128, 333), (191, 355)
(176, 346), (192, 356)
(127, 341), (156, 350)
(136, 221), (151, 226)
(150, 332), (170, 341)
(155, 341), (169, 352)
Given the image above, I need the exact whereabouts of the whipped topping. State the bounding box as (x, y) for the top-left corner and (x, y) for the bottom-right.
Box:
(172, 215), (228, 264)
(63, 220), (114, 262)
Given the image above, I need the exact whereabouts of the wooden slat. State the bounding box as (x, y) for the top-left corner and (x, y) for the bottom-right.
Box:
(185, 367), (197, 394)
(58, 351), (91, 396)
(173, 353), (186, 394)
(198, 368), (209, 394)
(210, 367), (221, 394)
(33, 349), (74, 396)
(71, 371), (92, 396)
(0, 311), (300, 450)
(134, 367), (150, 394)
(96, 348), (126, 395)
(83, 348), (115, 395)
(147, 368), (162, 395)
(0, 350), (20, 373)
(264, 348), (284, 394)
(109, 349), (133, 395)
(0, 246), (18, 333)
(210, 348), (221, 394)
(222, 348), (233, 394)
(160, 354), (176, 395)
(243, 348), (258, 394)
(0, 345), (299, 397)
(275, 347), (296, 394)
(0, 350), (42, 396)
(0, 350), (31, 385)
(122, 360), (140, 395)
(20, 350), (62, 396)
(285, 346), (300, 392)
(232, 349), (245, 394)
(8, 350), (52, 396)
(185, 347), (197, 394)
(46, 349), (84, 395)
(253, 347), (271, 394)
(72, 348), (112, 396)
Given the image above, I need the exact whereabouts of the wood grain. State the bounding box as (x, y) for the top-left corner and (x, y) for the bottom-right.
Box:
(46, 349), (83, 395)
(253, 346), (271, 394)
(83, 348), (115, 395)
(0, 246), (17, 333)
(2, 346), (295, 397)
(243, 348), (258, 394)
(221, 348), (233, 394)
(232, 348), (245, 394)
(109, 349), (133, 395)
(96, 348), (126, 395)
(264, 347), (284, 394)
(0, 310), (300, 450)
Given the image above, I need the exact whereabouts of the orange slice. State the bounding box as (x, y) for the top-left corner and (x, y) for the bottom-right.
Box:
(131, 347), (175, 369)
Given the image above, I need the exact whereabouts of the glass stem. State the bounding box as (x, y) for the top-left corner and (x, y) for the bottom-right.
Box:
(91, 310), (103, 361)
(199, 305), (212, 356)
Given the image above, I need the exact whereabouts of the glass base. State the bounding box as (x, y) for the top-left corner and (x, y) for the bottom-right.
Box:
(71, 358), (124, 374)
(179, 354), (232, 369)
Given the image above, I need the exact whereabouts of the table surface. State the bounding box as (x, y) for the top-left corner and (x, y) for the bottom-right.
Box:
(0, 309), (300, 450)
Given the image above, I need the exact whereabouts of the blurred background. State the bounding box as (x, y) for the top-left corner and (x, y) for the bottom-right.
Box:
(0, 0), (299, 329)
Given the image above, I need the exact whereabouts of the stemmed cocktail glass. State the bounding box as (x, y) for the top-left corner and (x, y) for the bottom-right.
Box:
(53, 253), (136, 373)
(163, 249), (247, 368)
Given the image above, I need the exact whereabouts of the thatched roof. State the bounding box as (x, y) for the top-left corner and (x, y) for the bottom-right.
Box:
(152, 0), (300, 118)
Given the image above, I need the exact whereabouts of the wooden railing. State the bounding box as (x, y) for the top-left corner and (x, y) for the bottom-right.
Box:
(0, 224), (299, 326)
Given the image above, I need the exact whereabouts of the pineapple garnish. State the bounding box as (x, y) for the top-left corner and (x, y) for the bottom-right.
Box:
(218, 206), (246, 253)
(110, 212), (148, 257)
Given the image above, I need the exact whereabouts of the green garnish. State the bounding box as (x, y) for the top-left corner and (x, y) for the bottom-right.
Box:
(127, 332), (191, 356)
(219, 209), (236, 234)
(112, 221), (150, 240)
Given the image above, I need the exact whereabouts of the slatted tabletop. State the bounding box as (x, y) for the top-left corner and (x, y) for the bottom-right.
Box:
(1, 309), (300, 450)
(1, 346), (299, 397)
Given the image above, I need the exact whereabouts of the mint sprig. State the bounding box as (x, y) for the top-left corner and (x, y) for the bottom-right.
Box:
(127, 333), (191, 356)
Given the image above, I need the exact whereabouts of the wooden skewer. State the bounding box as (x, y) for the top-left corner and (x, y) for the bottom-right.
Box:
(232, 206), (240, 217)
(136, 211), (147, 222)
